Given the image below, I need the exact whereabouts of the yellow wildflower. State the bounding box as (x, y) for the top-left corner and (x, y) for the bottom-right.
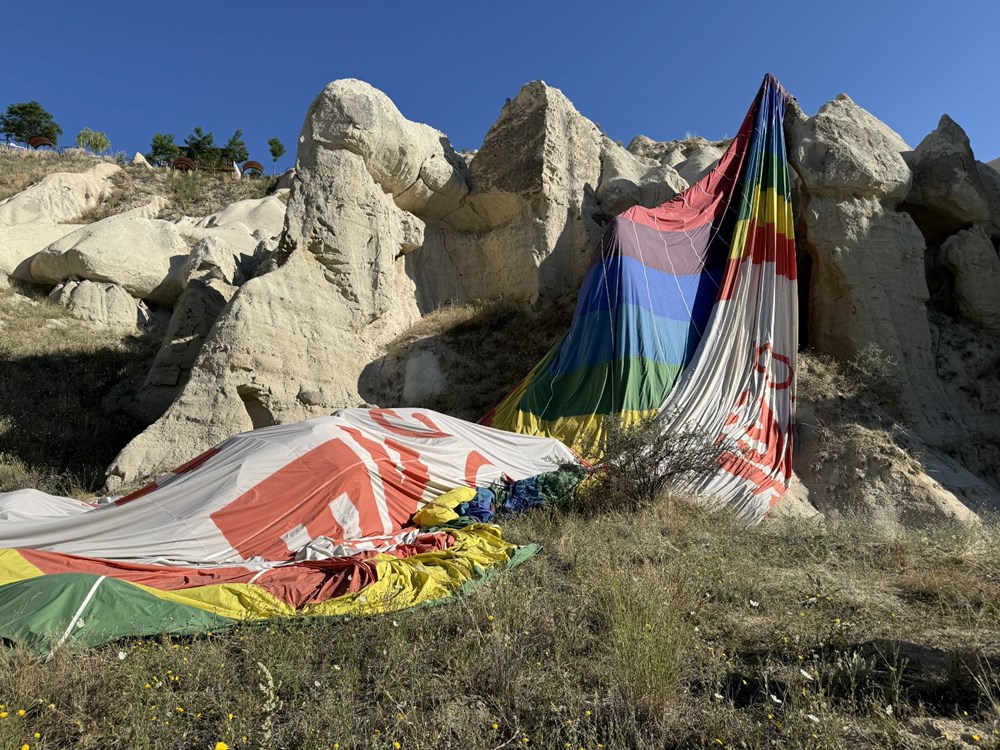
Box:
(214, 743), (229, 750)
(491, 723), (499, 731)
(0, 711), (7, 718)
(394, 743), (401, 749)
(17, 709), (25, 717)
(176, 706), (184, 714)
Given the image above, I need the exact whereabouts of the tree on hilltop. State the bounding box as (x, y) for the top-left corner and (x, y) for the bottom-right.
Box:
(146, 133), (181, 166)
(183, 126), (218, 166)
(76, 127), (111, 155)
(221, 129), (248, 165)
(267, 137), (286, 174)
(1, 101), (62, 145)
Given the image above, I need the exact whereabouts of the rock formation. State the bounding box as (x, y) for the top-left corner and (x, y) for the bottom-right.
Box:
(786, 93), (999, 522)
(901, 115), (991, 238)
(786, 94), (941, 424)
(0, 162), (119, 225)
(48, 280), (153, 329)
(30, 216), (191, 306)
(109, 78), (689, 485)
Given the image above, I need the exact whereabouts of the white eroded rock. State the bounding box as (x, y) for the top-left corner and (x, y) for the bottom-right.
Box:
(301, 79), (469, 220)
(940, 226), (1000, 333)
(276, 168), (296, 191)
(975, 161), (1000, 239)
(0, 163), (120, 225)
(49, 280), (151, 329)
(107, 146), (424, 485)
(30, 216), (190, 306)
(786, 94), (911, 200)
(0, 222), (79, 280)
(903, 114), (990, 231)
(595, 136), (687, 217)
(788, 95), (945, 429)
(407, 80), (606, 304)
(195, 194), (287, 238)
(674, 143), (724, 185)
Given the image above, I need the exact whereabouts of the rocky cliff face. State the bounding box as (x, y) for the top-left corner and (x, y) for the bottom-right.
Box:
(107, 79), (692, 485)
(785, 98), (1000, 522)
(1, 77), (995, 524)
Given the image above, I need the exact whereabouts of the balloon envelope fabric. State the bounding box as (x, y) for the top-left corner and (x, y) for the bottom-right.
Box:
(484, 74), (797, 522)
(0, 408), (578, 652)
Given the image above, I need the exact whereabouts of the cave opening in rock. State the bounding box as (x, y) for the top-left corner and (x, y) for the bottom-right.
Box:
(797, 248), (813, 350)
(237, 385), (276, 429)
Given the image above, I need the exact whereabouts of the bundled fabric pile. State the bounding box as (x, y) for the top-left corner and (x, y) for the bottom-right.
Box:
(485, 74), (797, 521)
(0, 408), (579, 651)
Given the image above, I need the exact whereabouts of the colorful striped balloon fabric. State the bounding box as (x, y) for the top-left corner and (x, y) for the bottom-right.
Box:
(484, 74), (797, 521)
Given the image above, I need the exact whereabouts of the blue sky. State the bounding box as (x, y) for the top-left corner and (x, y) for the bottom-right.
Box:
(3, 1), (998, 172)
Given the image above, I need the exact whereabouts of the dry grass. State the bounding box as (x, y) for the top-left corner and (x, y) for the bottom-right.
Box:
(0, 148), (101, 202)
(78, 167), (279, 223)
(0, 149), (278, 222)
(0, 286), (159, 495)
(0, 500), (997, 749)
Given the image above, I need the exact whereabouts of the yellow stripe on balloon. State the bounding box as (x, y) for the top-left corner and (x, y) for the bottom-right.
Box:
(0, 549), (44, 586)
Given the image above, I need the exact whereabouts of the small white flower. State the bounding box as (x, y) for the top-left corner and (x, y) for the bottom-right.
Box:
(799, 669), (814, 681)
(770, 694), (783, 705)
(333, 664), (341, 671)
(713, 693), (724, 701)
(392, 620), (399, 627)
(117, 650), (127, 660)
(314, 680), (322, 687)
(749, 600), (759, 608)
(884, 704), (893, 715)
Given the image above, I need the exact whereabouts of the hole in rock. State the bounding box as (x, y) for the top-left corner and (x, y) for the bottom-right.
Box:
(237, 385), (276, 429)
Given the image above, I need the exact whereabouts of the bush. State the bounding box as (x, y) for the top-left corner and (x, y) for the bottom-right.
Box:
(571, 413), (724, 514)
(75, 127), (111, 154)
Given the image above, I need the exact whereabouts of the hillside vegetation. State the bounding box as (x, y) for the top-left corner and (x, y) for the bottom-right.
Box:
(0, 286), (158, 495)
(0, 148), (279, 221)
(0, 502), (997, 749)
(0, 149), (96, 202)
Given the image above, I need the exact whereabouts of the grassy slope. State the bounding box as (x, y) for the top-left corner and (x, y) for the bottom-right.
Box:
(0, 150), (98, 202)
(0, 287), (158, 495)
(80, 167), (279, 222)
(0, 503), (997, 749)
(0, 149), (278, 221)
